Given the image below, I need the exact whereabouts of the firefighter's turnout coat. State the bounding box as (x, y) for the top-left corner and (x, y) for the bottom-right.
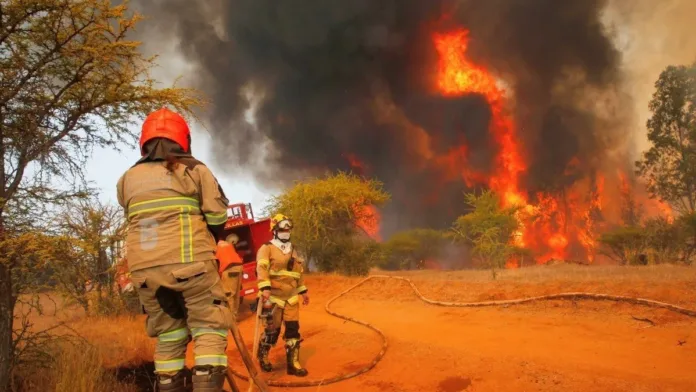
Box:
(117, 160), (229, 270)
(117, 157), (233, 374)
(256, 240), (307, 322)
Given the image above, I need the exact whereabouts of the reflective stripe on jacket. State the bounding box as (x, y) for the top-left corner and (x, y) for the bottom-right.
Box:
(117, 160), (229, 271)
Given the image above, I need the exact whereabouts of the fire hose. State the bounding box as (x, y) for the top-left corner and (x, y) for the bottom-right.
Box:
(227, 274), (696, 389)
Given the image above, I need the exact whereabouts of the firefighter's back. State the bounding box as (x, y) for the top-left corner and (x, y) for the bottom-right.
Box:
(118, 160), (218, 270)
(116, 108), (232, 392)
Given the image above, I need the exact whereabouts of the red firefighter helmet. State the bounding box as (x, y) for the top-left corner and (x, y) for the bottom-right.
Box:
(139, 107), (190, 154)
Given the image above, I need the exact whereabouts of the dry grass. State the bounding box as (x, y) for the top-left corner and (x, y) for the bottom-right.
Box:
(52, 341), (138, 392)
(13, 338), (141, 392)
(70, 315), (153, 368)
(13, 296), (152, 391)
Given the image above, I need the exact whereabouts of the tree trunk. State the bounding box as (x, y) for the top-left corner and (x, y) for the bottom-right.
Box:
(0, 215), (14, 391)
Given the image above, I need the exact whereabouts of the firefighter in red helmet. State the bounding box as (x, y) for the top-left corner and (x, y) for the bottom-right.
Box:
(117, 108), (233, 392)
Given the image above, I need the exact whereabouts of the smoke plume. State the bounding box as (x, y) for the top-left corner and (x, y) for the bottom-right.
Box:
(129, 0), (647, 236)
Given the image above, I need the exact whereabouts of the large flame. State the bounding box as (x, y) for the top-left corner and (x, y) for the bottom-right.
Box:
(434, 29), (538, 255)
(434, 29), (526, 207)
(432, 28), (671, 265)
(342, 27), (672, 264)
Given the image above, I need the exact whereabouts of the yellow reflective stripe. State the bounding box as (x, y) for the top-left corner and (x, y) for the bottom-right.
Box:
(187, 207), (193, 262)
(128, 205), (201, 219)
(257, 280), (271, 289)
(130, 196), (198, 209)
(191, 328), (227, 339)
(205, 211), (228, 225)
(158, 328), (189, 342)
(270, 270), (301, 279)
(155, 358), (186, 372)
(128, 197), (199, 217)
(268, 296), (286, 308)
(296, 285), (308, 293)
(194, 355), (228, 367)
(257, 259), (270, 268)
(286, 295), (299, 305)
(255, 294), (287, 308)
(179, 208), (185, 262)
(180, 207), (193, 263)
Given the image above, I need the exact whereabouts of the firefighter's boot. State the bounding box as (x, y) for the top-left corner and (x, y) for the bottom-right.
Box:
(191, 365), (226, 392)
(157, 370), (187, 392)
(285, 339), (308, 377)
(257, 328), (279, 372)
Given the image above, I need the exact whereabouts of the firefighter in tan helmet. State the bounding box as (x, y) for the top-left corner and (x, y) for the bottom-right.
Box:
(256, 214), (310, 377)
(116, 108), (233, 392)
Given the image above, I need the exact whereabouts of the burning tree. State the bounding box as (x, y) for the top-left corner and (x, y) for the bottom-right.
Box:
(265, 172), (390, 275)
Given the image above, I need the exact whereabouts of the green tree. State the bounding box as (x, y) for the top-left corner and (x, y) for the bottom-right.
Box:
(643, 217), (683, 264)
(452, 190), (522, 279)
(265, 172), (390, 275)
(0, 1), (202, 387)
(636, 63), (696, 214)
(381, 229), (450, 270)
(599, 226), (649, 265)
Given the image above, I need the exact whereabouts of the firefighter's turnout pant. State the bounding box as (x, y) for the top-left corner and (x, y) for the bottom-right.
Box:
(262, 291), (301, 342)
(131, 260), (234, 374)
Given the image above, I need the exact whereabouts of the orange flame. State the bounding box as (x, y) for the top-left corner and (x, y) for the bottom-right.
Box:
(355, 205), (382, 241)
(346, 154), (382, 241)
(433, 28), (675, 266)
(433, 28), (589, 265)
(434, 29), (526, 208)
(435, 29), (536, 257)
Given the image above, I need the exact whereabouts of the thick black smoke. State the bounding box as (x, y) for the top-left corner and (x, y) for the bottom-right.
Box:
(130, 0), (626, 234)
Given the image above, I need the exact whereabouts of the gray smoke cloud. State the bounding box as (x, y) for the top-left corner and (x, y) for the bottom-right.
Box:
(127, 0), (639, 234)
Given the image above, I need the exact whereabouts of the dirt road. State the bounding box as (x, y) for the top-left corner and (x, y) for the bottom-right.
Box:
(227, 273), (696, 392)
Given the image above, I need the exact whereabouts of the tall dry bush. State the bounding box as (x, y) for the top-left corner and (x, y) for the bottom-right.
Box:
(56, 342), (135, 392)
(12, 339), (137, 392)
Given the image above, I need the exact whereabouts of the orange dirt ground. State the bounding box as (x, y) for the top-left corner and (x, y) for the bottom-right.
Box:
(225, 265), (696, 392)
(39, 264), (696, 392)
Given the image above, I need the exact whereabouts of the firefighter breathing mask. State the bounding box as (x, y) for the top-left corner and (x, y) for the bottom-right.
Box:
(276, 231), (291, 241)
